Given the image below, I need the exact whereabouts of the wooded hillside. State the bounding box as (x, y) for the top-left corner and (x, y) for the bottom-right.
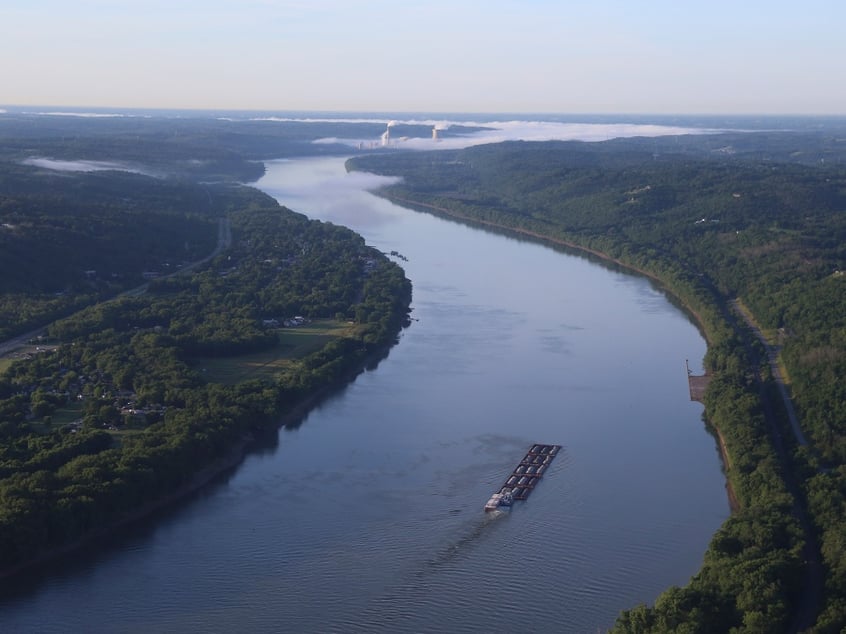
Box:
(350, 132), (846, 632)
(0, 136), (411, 576)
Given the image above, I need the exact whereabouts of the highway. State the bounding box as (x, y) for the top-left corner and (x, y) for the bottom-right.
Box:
(731, 299), (807, 446)
(0, 216), (231, 357)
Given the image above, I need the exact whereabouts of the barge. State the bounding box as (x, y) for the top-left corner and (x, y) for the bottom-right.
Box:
(485, 444), (560, 511)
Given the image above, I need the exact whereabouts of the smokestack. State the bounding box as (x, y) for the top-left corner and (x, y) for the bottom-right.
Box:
(432, 122), (448, 142)
(380, 121), (397, 146)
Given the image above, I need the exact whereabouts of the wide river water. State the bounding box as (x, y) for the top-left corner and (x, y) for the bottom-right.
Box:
(0, 156), (729, 633)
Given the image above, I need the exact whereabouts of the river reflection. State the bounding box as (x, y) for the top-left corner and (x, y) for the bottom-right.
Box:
(0, 156), (728, 634)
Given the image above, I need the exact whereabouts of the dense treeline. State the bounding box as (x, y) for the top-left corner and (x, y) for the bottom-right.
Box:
(0, 112), (467, 337)
(0, 110), (497, 189)
(0, 162), (230, 338)
(0, 183), (411, 574)
(350, 133), (846, 632)
(0, 112), (474, 182)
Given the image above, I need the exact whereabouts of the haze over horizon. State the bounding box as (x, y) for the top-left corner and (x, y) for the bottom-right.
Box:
(3, 0), (845, 115)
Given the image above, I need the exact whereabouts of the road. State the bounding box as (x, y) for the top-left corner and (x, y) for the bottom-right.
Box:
(731, 299), (822, 633)
(0, 327), (49, 358)
(178, 216), (232, 274)
(731, 299), (807, 446)
(0, 217), (232, 356)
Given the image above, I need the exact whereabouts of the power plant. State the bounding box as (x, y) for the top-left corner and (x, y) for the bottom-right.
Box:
(381, 120), (397, 146)
(373, 120), (450, 147)
(432, 122), (448, 141)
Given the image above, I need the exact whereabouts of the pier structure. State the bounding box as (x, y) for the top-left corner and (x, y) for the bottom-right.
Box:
(485, 444), (560, 511)
(686, 359), (710, 402)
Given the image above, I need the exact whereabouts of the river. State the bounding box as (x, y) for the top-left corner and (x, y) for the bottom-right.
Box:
(0, 156), (729, 633)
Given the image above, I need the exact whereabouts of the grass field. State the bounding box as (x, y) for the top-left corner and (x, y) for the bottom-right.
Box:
(49, 401), (85, 426)
(26, 401), (85, 434)
(196, 319), (363, 384)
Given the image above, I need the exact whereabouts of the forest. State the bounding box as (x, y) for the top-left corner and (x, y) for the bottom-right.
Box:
(350, 132), (846, 632)
(3, 111), (845, 630)
(0, 152), (411, 575)
(0, 111), (458, 340)
(0, 110), (487, 181)
(0, 163), (225, 339)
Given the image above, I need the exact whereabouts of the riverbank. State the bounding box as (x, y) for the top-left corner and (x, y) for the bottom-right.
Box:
(712, 426), (740, 512)
(0, 336), (397, 582)
(1, 153), (734, 633)
(379, 192), (740, 512)
(372, 181), (819, 630)
(380, 194), (711, 333)
(0, 185), (414, 580)
(0, 435), (252, 581)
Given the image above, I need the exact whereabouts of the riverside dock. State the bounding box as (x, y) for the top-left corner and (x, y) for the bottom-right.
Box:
(485, 444), (561, 511)
(686, 359), (710, 402)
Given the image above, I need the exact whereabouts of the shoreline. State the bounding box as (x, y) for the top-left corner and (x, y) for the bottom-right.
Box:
(380, 191), (740, 513)
(0, 435), (252, 581)
(0, 185), (737, 581)
(381, 194), (710, 328)
(712, 425), (741, 512)
(0, 339), (397, 582)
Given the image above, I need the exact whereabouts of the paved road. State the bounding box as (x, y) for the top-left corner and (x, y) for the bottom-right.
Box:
(731, 299), (807, 446)
(731, 299), (822, 632)
(0, 217), (232, 356)
(178, 216), (231, 274)
(0, 327), (49, 358)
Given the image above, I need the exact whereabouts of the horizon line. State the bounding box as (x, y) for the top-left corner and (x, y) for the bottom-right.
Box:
(2, 104), (846, 119)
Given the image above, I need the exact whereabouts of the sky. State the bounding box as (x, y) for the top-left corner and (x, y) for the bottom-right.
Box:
(3, 0), (844, 114)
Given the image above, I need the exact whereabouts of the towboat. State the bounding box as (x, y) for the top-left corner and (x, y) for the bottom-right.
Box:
(484, 493), (504, 511)
(484, 443), (561, 511)
(484, 490), (514, 511)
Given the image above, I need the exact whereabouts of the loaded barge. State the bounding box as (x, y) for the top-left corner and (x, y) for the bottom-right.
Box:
(485, 444), (560, 511)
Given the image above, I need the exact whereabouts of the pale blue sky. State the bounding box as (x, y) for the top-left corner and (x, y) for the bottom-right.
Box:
(3, 0), (844, 114)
